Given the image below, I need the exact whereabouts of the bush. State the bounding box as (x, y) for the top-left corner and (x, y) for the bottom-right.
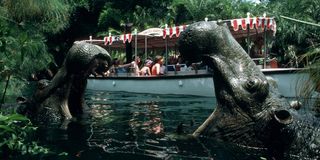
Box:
(0, 113), (67, 159)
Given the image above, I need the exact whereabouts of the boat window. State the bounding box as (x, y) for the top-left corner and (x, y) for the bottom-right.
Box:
(167, 65), (175, 71)
(179, 64), (187, 71)
(116, 67), (127, 73)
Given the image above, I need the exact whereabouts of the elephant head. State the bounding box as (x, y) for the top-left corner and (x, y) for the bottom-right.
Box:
(19, 41), (111, 124)
(178, 21), (295, 158)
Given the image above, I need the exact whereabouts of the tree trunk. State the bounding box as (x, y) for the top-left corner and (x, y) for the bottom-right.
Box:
(125, 41), (132, 63)
(1, 74), (10, 106)
(124, 23), (133, 63)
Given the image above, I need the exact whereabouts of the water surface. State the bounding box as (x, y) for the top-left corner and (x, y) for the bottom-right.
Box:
(37, 90), (272, 160)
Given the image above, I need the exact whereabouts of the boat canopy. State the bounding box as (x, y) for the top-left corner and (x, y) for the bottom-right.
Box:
(84, 15), (276, 50)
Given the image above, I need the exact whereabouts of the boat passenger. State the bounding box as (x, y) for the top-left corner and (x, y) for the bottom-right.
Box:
(140, 59), (152, 76)
(108, 59), (118, 75)
(250, 37), (264, 58)
(175, 55), (186, 71)
(151, 55), (164, 75)
(108, 59), (128, 76)
(160, 65), (166, 74)
(131, 56), (141, 76)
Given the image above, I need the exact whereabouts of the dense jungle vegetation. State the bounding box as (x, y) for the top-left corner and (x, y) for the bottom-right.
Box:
(0, 0), (319, 157)
(0, 0), (319, 103)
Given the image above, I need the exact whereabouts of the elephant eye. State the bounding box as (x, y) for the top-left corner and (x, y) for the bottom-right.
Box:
(244, 77), (269, 98)
(245, 78), (261, 93)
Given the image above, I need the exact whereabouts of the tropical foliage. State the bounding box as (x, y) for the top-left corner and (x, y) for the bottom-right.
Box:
(0, 113), (68, 158)
(266, 0), (320, 67)
(0, 113), (47, 156)
(265, 0), (320, 106)
(0, 0), (74, 103)
(170, 0), (263, 22)
(0, 0), (319, 157)
(97, 0), (173, 33)
(0, 0), (74, 158)
(1, 0), (319, 105)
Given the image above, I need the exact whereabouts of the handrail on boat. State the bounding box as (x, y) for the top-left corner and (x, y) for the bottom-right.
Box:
(89, 65), (213, 78)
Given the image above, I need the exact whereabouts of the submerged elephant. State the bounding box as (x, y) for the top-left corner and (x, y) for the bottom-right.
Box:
(178, 21), (319, 159)
(18, 41), (111, 124)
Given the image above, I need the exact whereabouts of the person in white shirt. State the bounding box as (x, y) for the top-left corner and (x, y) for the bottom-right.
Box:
(140, 59), (152, 76)
(131, 56), (141, 76)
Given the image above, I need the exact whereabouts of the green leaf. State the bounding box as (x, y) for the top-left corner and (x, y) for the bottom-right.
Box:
(12, 133), (17, 140)
(7, 114), (30, 121)
(0, 114), (9, 121)
(58, 152), (68, 156)
(21, 145), (27, 155)
(0, 125), (15, 133)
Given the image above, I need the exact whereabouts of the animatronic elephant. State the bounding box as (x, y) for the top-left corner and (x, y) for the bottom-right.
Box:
(19, 41), (111, 124)
(178, 21), (320, 159)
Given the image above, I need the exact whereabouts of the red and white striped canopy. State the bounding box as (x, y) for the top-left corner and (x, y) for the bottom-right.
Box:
(162, 25), (188, 39)
(85, 16), (276, 49)
(104, 33), (133, 46)
(230, 17), (276, 31)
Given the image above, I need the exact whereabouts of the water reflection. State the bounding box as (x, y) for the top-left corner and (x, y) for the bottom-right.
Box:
(36, 90), (277, 159)
(130, 103), (164, 135)
(81, 90), (269, 159)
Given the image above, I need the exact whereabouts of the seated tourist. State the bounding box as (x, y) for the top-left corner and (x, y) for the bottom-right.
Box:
(160, 65), (166, 74)
(131, 56), (141, 76)
(151, 55), (164, 75)
(175, 55), (187, 71)
(108, 59), (119, 75)
(140, 59), (152, 76)
(108, 59), (129, 76)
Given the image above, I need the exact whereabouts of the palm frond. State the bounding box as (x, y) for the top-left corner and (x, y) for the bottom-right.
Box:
(2, 0), (70, 33)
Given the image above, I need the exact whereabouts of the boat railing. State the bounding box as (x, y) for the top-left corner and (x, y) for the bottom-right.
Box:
(102, 65), (212, 78)
(166, 69), (211, 76)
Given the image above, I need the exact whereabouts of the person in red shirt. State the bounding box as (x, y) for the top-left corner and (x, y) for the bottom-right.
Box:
(151, 55), (164, 75)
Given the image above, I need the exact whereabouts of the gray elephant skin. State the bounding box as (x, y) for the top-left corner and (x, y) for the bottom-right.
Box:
(18, 41), (111, 124)
(178, 21), (319, 159)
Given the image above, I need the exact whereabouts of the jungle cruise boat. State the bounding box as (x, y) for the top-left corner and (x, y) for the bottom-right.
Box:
(84, 15), (307, 98)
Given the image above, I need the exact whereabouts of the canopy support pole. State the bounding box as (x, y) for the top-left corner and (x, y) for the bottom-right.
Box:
(247, 25), (250, 55)
(263, 26), (267, 69)
(165, 37), (168, 73)
(164, 24), (168, 73)
(246, 12), (250, 55)
(134, 29), (137, 60)
(263, 13), (267, 69)
(145, 36), (147, 59)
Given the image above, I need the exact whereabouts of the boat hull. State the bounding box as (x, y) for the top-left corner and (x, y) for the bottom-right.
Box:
(87, 73), (215, 97)
(263, 68), (308, 98)
(87, 68), (308, 98)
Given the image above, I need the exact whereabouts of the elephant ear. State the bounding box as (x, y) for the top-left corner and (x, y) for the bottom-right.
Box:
(65, 41), (111, 74)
